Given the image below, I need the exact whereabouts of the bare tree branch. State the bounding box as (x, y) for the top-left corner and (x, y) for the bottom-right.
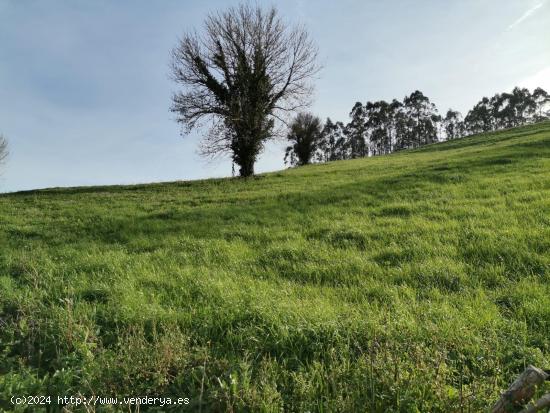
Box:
(0, 135), (8, 166)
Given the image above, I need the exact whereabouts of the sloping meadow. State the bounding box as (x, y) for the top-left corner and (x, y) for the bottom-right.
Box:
(1, 122), (549, 411)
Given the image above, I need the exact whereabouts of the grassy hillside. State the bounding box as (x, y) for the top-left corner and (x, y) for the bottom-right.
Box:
(1, 122), (550, 412)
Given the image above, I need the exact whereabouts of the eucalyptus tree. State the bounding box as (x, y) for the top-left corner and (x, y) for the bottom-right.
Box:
(509, 87), (537, 126)
(317, 118), (347, 162)
(464, 97), (494, 134)
(401, 91), (440, 148)
(492, 88), (536, 129)
(532, 87), (550, 122)
(443, 110), (464, 140)
(364, 100), (394, 155)
(284, 113), (323, 166)
(345, 102), (368, 158)
(170, 4), (319, 177)
(464, 88), (545, 134)
(389, 99), (407, 151)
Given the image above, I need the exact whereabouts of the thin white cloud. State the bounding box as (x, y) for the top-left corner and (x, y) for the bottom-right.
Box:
(507, 1), (546, 30)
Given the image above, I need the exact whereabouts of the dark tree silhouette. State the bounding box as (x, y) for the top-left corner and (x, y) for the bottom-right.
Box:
(345, 102), (368, 158)
(463, 87), (549, 135)
(492, 87), (535, 128)
(443, 109), (464, 140)
(464, 97), (494, 134)
(317, 118), (347, 162)
(307, 86), (549, 167)
(533, 88), (550, 121)
(284, 113), (322, 166)
(170, 3), (319, 177)
(399, 91), (440, 149)
(365, 100), (394, 155)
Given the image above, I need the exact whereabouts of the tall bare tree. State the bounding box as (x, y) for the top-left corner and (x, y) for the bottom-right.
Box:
(170, 3), (319, 177)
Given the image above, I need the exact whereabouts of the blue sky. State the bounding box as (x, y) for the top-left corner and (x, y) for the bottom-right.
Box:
(1, 0), (549, 192)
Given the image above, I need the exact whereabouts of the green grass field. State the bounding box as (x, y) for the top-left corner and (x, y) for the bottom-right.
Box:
(1, 122), (550, 412)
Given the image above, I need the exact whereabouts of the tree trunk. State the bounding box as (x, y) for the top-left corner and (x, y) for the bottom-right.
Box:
(238, 157), (255, 177)
(491, 366), (549, 413)
(519, 394), (550, 413)
(232, 137), (257, 178)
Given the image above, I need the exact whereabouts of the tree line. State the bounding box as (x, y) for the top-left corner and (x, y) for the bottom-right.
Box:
(285, 87), (550, 166)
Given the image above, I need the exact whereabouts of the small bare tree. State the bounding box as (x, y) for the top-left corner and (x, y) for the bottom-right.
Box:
(0, 135), (7, 167)
(170, 3), (319, 177)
